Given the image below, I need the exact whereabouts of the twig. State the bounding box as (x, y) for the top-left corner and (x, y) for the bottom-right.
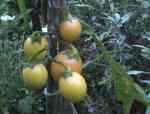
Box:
(70, 103), (78, 114)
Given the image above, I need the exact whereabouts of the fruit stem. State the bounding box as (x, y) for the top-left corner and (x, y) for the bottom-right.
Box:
(31, 31), (42, 43)
(50, 58), (72, 78)
(29, 48), (48, 62)
(61, 8), (70, 21)
(51, 59), (66, 69)
(69, 44), (80, 60)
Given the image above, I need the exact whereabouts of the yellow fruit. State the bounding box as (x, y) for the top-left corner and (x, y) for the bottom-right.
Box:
(23, 36), (48, 61)
(51, 51), (82, 82)
(59, 19), (81, 42)
(22, 64), (48, 89)
(59, 72), (87, 102)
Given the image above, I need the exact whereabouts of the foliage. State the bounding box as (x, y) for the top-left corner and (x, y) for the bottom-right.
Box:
(97, 41), (150, 114)
(0, 1), (44, 113)
(1, 0), (150, 114)
(0, 23), (23, 113)
(70, 0), (150, 113)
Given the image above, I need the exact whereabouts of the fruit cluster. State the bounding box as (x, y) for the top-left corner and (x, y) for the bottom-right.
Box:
(22, 17), (87, 103)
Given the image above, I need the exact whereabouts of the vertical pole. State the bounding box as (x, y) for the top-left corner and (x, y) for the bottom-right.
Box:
(45, 1), (96, 114)
(45, 0), (75, 114)
(28, 0), (41, 31)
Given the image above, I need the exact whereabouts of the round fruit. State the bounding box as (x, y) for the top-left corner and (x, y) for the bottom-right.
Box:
(51, 51), (82, 82)
(23, 36), (48, 61)
(59, 72), (87, 102)
(22, 64), (48, 89)
(59, 19), (81, 42)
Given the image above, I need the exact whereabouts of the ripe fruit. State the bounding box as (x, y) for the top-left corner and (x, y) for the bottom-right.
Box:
(22, 64), (48, 89)
(59, 19), (81, 42)
(59, 72), (87, 102)
(23, 36), (48, 61)
(51, 50), (82, 82)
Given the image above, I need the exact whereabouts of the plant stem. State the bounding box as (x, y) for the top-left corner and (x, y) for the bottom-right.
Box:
(49, 57), (72, 77)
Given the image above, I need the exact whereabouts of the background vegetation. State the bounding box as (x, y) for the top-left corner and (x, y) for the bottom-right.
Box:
(0, 0), (150, 114)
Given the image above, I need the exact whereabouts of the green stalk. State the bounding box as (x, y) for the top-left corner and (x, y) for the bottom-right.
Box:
(16, 0), (29, 31)
(97, 41), (150, 114)
(68, 44), (80, 61)
(51, 59), (72, 78)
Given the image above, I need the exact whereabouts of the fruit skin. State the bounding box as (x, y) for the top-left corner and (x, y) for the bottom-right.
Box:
(59, 19), (81, 42)
(23, 64), (48, 89)
(51, 51), (82, 82)
(59, 72), (87, 102)
(23, 36), (48, 61)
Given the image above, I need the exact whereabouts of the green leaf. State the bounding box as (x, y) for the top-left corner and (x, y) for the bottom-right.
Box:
(118, 0), (128, 6)
(73, 4), (95, 9)
(16, 0), (30, 31)
(97, 41), (150, 114)
(18, 96), (34, 113)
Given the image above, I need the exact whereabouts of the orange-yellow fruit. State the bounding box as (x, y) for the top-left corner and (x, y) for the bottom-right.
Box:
(51, 51), (82, 82)
(23, 36), (48, 61)
(22, 64), (48, 89)
(59, 19), (81, 42)
(59, 72), (87, 102)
